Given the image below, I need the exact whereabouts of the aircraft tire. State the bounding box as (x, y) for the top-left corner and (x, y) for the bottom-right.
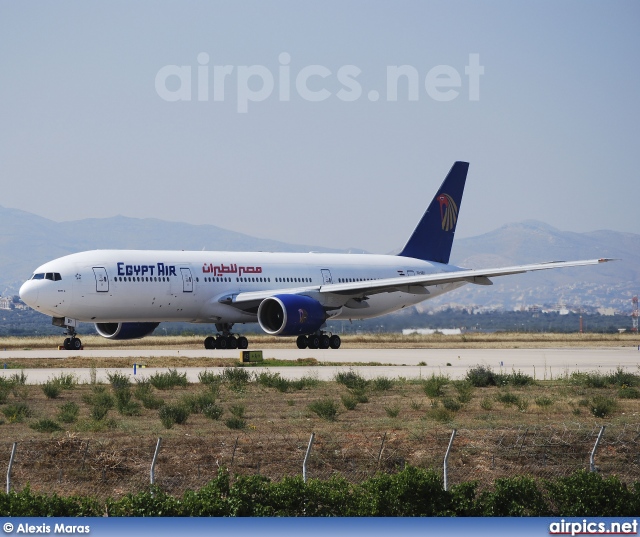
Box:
(72, 338), (82, 350)
(227, 336), (238, 349)
(319, 335), (330, 349)
(216, 336), (227, 350)
(63, 338), (72, 350)
(329, 335), (341, 349)
(238, 336), (248, 349)
(204, 336), (215, 349)
(296, 335), (308, 349)
(307, 335), (320, 349)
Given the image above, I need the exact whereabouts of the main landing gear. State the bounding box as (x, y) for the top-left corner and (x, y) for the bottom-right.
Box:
(296, 333), (341, 350)
(203, 323), (248, 350)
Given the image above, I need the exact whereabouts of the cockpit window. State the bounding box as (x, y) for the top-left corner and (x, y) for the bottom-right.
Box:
(31, 272), (61, 281)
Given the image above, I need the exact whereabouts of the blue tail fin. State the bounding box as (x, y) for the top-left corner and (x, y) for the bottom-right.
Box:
(398, 161), (469, 264)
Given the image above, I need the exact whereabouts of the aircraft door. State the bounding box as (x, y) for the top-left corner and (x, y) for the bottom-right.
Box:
(321, 269), (333, 285)
(180, 268), (193, 292)
(93, 267), (109, 292)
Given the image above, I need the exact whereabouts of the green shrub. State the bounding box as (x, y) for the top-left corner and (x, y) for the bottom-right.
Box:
(335, 370), (368, 390)
(308, 399), (338, 421)
(606, 367), (640, 387)
(30, 419), (62, 433)
(618, 386), (640, 399)
(384, 404), (400, 417)
(466, 365), (496, 387)
(114, 388), (141, 416)
(202, 403), (223, 420)
(341, 394), (358, 410)
(221, 367), (250, 384)
(570, 372), (607, 388)
(423, 374), (448, 397)
(133, 379), (165, 409)
(159, 404), (190, 428)
(442, 398), (461, 412)
(229, 404), (245, 418)
(107, 371), (130, 390)
(0, 378), (11, 403)
(427, 407), (453, 423)
(372, 377), (394, 391)
(198, 370), (222, 387)
(2, 402), (31, 423)
(496, 391), (520, 407)
(480, 397), (493, 410)
(149, 369), (188, 389)
(350, 387), (369, 403)
(10, 370), (27, 385)
(535, 396), (554, 408)
(58, 402), (80, 423)
(453, 380), (474, 403)
(50, 373), (77, 390)
(42, 381), (62, 399)
(225, 416), (247, 429)
(590, 395), (617, 418)
(181, 391), (217, 413)
(478, 475), (548, 516)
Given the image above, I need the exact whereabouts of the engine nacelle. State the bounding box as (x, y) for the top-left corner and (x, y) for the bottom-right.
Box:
(257, 295), (325, 336)
(95, 322), (160, 340)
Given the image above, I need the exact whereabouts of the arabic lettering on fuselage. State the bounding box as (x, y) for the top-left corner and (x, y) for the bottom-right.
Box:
(117, 262), (177, 277)
(201, 263), (263, 277)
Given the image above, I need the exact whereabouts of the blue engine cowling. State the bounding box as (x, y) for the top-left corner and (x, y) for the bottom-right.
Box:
(94, 322), (160, 340)
(257, 295), (325, 336)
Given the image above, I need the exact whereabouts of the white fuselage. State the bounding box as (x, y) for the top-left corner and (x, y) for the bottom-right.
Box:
(19, 250), (467, 326)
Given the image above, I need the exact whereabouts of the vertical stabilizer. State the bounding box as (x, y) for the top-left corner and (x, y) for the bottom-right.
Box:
(398, 161), (469, 264)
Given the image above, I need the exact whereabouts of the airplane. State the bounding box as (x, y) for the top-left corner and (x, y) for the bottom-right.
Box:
(19, 161), (612, 350)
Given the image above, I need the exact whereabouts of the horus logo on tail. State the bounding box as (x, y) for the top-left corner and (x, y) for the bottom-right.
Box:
(437, 193), (458, 231)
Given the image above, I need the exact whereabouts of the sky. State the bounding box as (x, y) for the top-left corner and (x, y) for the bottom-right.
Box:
(1, 1), (638, 254)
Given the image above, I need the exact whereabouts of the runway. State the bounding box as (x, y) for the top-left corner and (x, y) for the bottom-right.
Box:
(0, 346), (637, 384)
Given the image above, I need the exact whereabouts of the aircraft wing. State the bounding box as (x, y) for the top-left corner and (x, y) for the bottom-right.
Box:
(224, 258), (614, 307)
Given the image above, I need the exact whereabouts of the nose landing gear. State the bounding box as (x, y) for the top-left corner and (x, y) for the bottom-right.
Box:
(53, 317), (83, 350)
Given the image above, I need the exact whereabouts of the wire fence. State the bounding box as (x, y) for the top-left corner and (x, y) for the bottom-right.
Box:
(2, 423), (639, 499)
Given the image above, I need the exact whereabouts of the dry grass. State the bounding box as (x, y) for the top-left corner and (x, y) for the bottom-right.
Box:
(1, 332), (638, 351)
(0, 370), (639, 499)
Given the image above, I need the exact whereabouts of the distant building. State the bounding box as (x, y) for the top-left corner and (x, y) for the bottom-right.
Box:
(403, 328), (463, 336)
(0, 297), (13, 310)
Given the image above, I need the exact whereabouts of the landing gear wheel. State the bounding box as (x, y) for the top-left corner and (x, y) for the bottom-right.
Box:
(307, 335), (320, 349)
(72, 338), (82, 350)
(319, 335), (330, 349)
(204, 336), (215, 350)
(227, 336), (238, 350)
(63, 338), (72, 350)
(329, 335), (341, 349)
(238, 336), (249, 349)
(296, 335), (308, 349)
(216, 336), (228, 349)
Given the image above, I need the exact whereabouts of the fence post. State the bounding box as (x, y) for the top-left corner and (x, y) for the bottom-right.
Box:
(377, 432), (387, 466)
(590, 426), (605, 472)
(303, 433), (315, 483)
(443, 429), (457, 492)
(6, 442), (17, 494)
(150, 437), (162, 486)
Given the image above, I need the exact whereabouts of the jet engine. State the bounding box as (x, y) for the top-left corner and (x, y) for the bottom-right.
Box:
(94, 322), (160, 340)
(257, 295), (325, 336)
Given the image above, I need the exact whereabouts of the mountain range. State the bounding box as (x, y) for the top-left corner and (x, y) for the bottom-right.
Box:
(1, 206), (637, 312)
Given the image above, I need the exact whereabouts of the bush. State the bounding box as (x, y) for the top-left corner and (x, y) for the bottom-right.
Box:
(198, 370), (222, 387)
(134, 379), (165, 409)
(372, 377), (394, 391)
(181, 391), (217, 414)
(229, 404), (245, 418)
(2, 402), (31, 423)
(114, 388), (141, 416)
(466, 365), (496, 387)
(225, 417), (247, 430)
(308, 399), (338, 421)
(10, 370), (27, 385)
(50, 373), (77, 390)
(159, 404), (190, 429)
(30, 419), (62, 433)
(606, 367), (640, 388)
(149, 369), (188, 389)
(341, 394), (358, 410)
(535, 396), (554, 408)
(427, 407), (453, 423)
(335, 370), (368, 390)
(423, 374), (448, 397)
(384, 404), (400, 417)
(107, 371), (130, 390)
(453, 380), (474, 403)
(221, 367), (250, 384)
(442, 398), (461, 412)
(42, 381), (62, 399)
(202, 403), (223, 420)
(618, 386), (640, 399)
(58, 402), (80, 423)
(496, 391), (520, 407)
(0, 378), (11, 404)
(478, 475), (548, 516)
(590, 395), (617, 418)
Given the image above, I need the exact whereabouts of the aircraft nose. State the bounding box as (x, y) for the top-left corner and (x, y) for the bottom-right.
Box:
(19, 280), (39, 307)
